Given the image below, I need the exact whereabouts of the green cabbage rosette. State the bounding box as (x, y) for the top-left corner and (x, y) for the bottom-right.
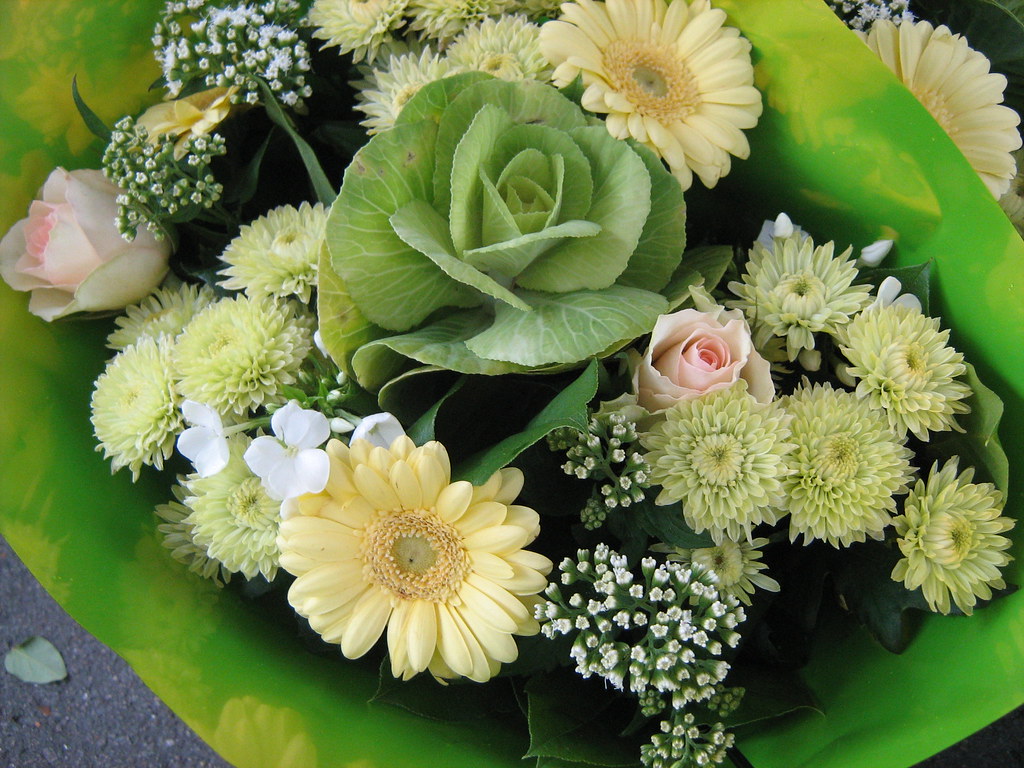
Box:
(320, 74), (686, 390)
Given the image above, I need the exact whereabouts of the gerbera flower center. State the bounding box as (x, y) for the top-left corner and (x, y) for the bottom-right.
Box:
(690, 434), (745, 486)
(603, 40), (700, 120)
(364, 511), (470, 601)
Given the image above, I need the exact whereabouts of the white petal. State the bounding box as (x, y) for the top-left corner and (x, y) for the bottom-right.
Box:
(244, 436), (287, 482)
(177, 427), (229, 478)
(859, 239), (894, 267)
(772, 212), (794, 238)
(350, 412), (406, 449)
(273, 401), (330, 448)
(181, 400), (223, 432)
(293, 448), (330, 495)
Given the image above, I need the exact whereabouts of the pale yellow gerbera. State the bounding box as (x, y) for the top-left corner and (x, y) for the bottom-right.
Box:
(540, 0), (762, 190)
(137, 87), (237, 161)
(278, 437), (553, 682)
(860, 20), (1022, 198)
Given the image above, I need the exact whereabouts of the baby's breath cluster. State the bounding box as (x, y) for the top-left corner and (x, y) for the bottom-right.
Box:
(548, 407), (650, 528)
(103, 116), (225, 240)
(828, 0), (914, 31)
(154, 0), (312, 107)
(539, 545), (743, 768)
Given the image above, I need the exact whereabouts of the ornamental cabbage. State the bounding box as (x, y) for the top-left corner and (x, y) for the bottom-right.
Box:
(320, 74), (687, 390)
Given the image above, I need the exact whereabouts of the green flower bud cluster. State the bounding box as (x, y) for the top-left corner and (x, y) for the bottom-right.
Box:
(641, 709), (735, 768)
(153, 0), (312, 107)
(548, 408), (651, 528)
(103, 116), (226, 240)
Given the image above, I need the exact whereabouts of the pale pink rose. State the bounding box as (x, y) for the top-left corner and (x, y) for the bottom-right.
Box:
(0, 168), (170, 321)
(632, 301), (774, 412)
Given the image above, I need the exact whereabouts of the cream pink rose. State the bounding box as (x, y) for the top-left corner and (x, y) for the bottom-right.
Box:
(0, 168), (170, 321)
(632, 299), (774, 412)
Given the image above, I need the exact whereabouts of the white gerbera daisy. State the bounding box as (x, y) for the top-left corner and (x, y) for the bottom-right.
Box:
(541, 0), (762, 190)
(447, 15), (550, 82)
(307, 0), (409, 63)
(860, 20), (1022, 197)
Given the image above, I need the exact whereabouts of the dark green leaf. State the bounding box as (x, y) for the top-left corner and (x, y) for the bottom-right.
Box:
(828, 540), (930, 654)
(257, 79), (336, 205)
(454, 360), (599, 484)
(4, 637), (67, 684)
(525, 671), (641, 767)
(371, 659), (519, 722)
(857, 260), (931, 315)
(925, 362), (1010, 493)
(312, 120), (369, 156)
(662, 245), (735, 309)
(407, 377), (466, 444)
(632, 498), (715, 549)
(498, 632), (572, 678)
(71, 76), (110, 142)
(721, 665), (823, 729)
(220, 129), (273, 206)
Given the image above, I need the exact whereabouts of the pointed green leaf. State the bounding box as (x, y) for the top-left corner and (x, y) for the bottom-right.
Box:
(71, 76), (110, 141)
(328, 120), (480, 332)
(722, 665), (823, 729)
(390, 199), (531, 311)
(5, 636), (67, 684)
(466, 287), (668, 367)
(632, 498), (716, 549)
(317, 246), (386, 376)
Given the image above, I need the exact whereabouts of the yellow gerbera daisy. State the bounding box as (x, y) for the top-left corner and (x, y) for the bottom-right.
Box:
(860, 20), (1022, 198)
(137, 86), (237, 161)
(540, 0), (762, 190)
(278, 437), (553, 682)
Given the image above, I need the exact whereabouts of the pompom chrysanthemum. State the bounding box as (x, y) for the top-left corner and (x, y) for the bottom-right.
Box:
(860, 20), (1022, 198)
(185, 435), (283, 581)
(447, 15), (550, 82)
(662, 537), (779, 605)
(307, 0), (409, 63)
(642, 382), (793, 543)
(107, 282), (217, 351)
(91, 335), (182, 480)
(155, 480), (232, 586)
(406, 0), (516, 43)
(278, 436), (553, 682)
(780, 382), (914, 547)
(727, 233), (873, 362)
(540, 0), (762, 190)
(173, 295), (313, 417)
(892, 459), (1014, 615)
(218, 202), (327, 303)
(838, 303), (971, 441)
(353, 46), (462, 134)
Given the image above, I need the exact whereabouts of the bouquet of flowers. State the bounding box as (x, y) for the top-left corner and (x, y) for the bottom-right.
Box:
(2, 1), (1023, 767)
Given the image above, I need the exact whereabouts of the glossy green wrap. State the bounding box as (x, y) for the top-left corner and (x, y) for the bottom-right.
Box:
(1, 2), (1021, 767)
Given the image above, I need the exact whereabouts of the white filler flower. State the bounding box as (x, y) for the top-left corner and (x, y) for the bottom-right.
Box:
(177, 400), (230, 478)
(244, 401), (331, 500)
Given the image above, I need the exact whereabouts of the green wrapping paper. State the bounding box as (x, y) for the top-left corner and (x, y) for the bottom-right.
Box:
(0, 1), (1021, 767)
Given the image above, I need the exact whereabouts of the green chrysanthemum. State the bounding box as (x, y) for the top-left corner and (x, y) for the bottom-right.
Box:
(642, 382), (793, 543)
(219, 202), (327, 303)
(406, 0), (516, 43)
(173, 295), (313, 417)
(781, 382), (914, 547)
(838, 303), (971, 441)
(155, 480), (231, 586)
(892, 458), (1013, 615)
(184, 436), (282, 580)
(353, 46), (462, 134)
(308, 0), (409, 63)
(447, 15), (550, 82)
(727, 234), (872, 361)
(107, 282), (217, 351)
(91, 335), (182, 480)
(663, 537), (779, 605)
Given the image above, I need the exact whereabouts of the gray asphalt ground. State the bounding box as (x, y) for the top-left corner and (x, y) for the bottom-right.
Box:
(1, 534), (1021, 768)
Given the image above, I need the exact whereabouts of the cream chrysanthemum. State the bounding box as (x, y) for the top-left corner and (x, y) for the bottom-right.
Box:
(541, 0), (762, 190)
(642, 382), (793, 543)
(91, 335), (182, 480)
(218, 202), (327, 303)
(278, 436), (553, 682)
(107, 282), (217, 351)
(173, 295), (313, 417)
(407, 0), (516, 43)
(155, 480), (232, 586)
(353, 46), (463, 134)
(860, 20), (1022, 198)
(662, 537), (779, 605)
(727, 233), (873, 362)
(892, 458), (1013, 615)
(781, 383), (913, 548)
(185, 436), (282, 581)
(308, 0), (409, 63)
(838, 303), (971, 441)
(447, 15), (550, 82)
(521, 0), (564, 20)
